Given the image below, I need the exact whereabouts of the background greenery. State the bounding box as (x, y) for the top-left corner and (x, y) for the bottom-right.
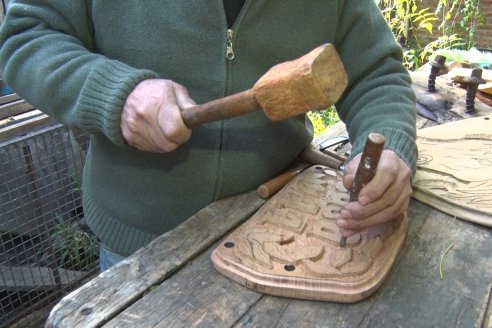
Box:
(308, 0), (487, 135)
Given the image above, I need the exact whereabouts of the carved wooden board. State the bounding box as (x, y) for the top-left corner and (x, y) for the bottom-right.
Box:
(413, 115), (492, 227)
(211, 166), (408, 303)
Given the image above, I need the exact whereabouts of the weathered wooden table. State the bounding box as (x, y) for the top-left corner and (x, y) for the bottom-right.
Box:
(45, 188), (492, 328)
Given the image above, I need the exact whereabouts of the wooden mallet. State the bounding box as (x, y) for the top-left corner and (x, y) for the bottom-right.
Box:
(180, 44), (348, 127)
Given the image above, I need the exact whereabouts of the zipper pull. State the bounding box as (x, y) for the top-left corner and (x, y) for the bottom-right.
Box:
(226, 29), (235, 61)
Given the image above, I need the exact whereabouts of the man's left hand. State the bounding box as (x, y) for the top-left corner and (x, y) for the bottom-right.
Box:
(336, 150), (413, 237)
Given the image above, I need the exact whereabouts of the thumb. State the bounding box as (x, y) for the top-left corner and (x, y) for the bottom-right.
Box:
(342, 153), (361, 190)
(173, 83), (196, 108)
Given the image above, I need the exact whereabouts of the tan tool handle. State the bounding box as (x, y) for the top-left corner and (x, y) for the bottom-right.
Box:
(257, 163), (310, 199)
(299, 146), (343, 170)
(321, 148), (347, 163)
(340, 133), (385, 246)
(180, 89), (259, 128)
(258, 146), (344, 199)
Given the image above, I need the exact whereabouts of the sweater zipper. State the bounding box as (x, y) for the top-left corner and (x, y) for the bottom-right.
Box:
(225, 0), (248, 61)
(226, 29), (235, 60)
(214, 2), (248, 200)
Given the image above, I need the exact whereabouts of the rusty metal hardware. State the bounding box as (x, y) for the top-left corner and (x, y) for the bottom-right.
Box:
(427, 55), (446, 92)
(464, 68), (486, 113)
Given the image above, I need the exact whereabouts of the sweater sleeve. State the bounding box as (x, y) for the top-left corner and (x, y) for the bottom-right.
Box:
(0, 0), (158, 146)
(334, 0), (417, 174)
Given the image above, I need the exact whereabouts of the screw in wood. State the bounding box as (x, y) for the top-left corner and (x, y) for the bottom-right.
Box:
(427, 55), (446, 92)
(464, 68), (486, 114)
(284, 264), (296, 272)
(224, 242), (235, 248)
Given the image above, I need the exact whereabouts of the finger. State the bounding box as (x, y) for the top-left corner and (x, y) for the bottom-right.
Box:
(341, 172), (408, 221)
(340, 228), (362, 238)
(146, 125), (179, 153)
(339, 192), (410, 231)
(155, 84), (192, 147)
(342, 154), (360, 190)
(174, 83), (197, 108)
(121, 111), (156, 152)
(157, 103), (191, 146)
(355, 151), (398, 205)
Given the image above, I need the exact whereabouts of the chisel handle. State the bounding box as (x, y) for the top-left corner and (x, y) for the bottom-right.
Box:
(257, 163), (310, 199)
(340, 133), (385, 246)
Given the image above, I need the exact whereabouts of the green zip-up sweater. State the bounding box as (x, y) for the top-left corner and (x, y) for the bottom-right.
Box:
(0, 0), (417, 256)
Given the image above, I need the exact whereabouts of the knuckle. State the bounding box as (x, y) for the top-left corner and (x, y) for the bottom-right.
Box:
(164, 125), (186, 143)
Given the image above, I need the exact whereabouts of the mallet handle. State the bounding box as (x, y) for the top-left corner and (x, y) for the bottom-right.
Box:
(340, 133), (385, 247)
(180, 89), (259, 128)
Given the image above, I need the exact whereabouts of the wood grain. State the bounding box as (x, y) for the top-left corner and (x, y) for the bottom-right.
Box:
(101, 200), (492, 328)
(413, 114), (492, 226)
(45, 191), (265, 328)
(234, 202), (492, 328)
(180, 44), (348, 127)
(212, 166), (408, 303)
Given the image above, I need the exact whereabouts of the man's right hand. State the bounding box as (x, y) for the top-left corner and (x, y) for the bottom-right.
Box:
(121, 79), (194, 153)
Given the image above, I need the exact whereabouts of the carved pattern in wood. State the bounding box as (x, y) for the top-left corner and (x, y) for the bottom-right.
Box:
(211, 166), (408, 302)
(413, 115), (492, 226)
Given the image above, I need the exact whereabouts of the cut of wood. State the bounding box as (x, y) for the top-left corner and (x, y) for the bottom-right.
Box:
(413, 115), (492, 227)
(0, 113), (54, 140)
(0, 93), (21, 105)
(479, 82), (492, 95)
(0, 98), (33, 119)
(211, 166), (408, 303)
(447, 67), (492, 83)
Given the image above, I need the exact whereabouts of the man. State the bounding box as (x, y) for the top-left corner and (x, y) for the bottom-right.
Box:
(0, 0), (416, 270)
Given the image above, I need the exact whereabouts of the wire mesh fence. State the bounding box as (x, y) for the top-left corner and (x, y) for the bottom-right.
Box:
(0, 121), (97, 328)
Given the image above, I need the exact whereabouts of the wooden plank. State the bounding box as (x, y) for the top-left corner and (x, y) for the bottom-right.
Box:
(413, 115), (492, 227)
(447, 67), (492, 83)
(0, 93), (21, 105)
(0, 99), (34, 120)
(102, 199), (426, 327)
(45, 190), (265, 328)
(484, 289), (492, 328)
(104, 199), (492, 328)
(104, 240), (263, 328)
(0, 108), (42, 127)
(0, 266), (85, 291)
(0, 114), (54, 140)
(479, 82), (492, 95)
(236, 201), (492, 327)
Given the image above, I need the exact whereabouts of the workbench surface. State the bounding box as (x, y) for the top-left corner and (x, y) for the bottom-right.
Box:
(46, 189), (492, 328)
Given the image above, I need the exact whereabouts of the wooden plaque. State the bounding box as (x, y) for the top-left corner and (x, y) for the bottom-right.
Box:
(413, 115), (492, 227)
(211, 166), (408, 303)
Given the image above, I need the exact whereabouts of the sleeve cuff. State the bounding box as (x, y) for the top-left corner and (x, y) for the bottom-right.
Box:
(77, 59), (158, 146)
(348, 127), (418, 176)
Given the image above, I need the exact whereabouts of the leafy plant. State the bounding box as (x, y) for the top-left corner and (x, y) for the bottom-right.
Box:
(308, 106), (340, 136)
(52, 214), (98, 271)
(376, 0), (486, 69)
(435, 0), (486, 49)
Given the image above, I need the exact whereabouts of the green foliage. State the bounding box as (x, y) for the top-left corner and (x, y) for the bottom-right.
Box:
(308, 106), (340, 136)
(309, 0), (486, 134)
(52, 214), (98, 271)
(435, 0), (486, 49)
(376, 0), (486, 69)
